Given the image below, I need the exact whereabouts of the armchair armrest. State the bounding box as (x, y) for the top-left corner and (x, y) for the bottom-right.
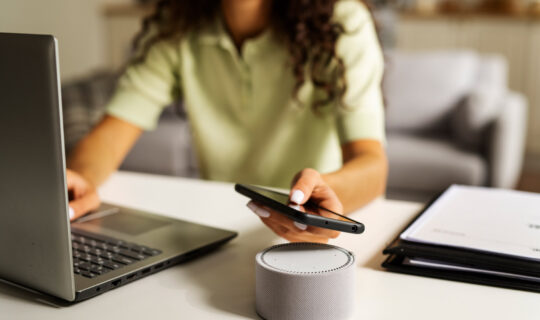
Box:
(488, 92), (528, 188)
(120, 115), (198, 178)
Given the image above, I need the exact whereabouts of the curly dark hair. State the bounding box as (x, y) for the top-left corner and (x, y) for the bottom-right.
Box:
(131, 0), (371, 112)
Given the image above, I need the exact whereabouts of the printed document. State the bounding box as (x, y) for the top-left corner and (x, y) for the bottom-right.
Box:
(401, 185), (540, 261)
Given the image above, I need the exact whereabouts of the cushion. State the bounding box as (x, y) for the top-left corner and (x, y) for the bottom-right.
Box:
(386, 134), (487, 192)
(384, 50), (480, 132)
(120, 115), (199, 178)
(62, 71), (118, 153)
(450, 54), (508, 150)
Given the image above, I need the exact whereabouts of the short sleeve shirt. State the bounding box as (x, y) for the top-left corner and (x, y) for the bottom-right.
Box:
(106, 0), (385, 188)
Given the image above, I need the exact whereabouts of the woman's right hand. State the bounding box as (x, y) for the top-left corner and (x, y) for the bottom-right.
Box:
(66, 169), (100, 221)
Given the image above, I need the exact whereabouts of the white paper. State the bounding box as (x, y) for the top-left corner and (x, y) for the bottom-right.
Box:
(404, 258), (540, 283)
(401, 185), (540, 262)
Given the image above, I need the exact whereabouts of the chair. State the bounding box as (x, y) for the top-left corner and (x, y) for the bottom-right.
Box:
(383, 50), (528, 201)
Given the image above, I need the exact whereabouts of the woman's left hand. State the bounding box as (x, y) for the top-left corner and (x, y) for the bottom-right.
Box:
(246, 168), (343, 243)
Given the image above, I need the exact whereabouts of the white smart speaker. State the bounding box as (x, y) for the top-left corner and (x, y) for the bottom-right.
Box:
(255, 242), (356, 320)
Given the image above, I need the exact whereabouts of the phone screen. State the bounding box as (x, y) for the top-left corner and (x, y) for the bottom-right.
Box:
(247, 185), (360, 224)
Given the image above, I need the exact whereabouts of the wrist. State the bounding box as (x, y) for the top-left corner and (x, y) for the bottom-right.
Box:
(67, 167), (98, 189)
(321, 171), (339, 192)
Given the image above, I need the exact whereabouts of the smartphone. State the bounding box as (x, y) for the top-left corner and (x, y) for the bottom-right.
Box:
(235, 183), (364, 234)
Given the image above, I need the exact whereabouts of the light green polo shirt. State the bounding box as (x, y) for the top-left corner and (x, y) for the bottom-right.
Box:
(106, 0), (385, 188)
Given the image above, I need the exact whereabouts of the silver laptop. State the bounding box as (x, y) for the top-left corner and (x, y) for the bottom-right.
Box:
(0, 32), (237, 302)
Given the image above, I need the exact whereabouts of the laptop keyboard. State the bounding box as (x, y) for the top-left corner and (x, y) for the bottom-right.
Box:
(71, 230), (162, 279)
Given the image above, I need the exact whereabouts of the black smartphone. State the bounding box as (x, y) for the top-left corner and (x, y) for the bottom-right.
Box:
(235, 183), (364, 234)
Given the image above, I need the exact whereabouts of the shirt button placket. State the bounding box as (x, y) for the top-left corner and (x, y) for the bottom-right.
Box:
(242, 42), (260, 111)
(240, 63), (251, 110)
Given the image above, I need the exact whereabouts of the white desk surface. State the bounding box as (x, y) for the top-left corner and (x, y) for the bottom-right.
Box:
(1, 171), (538, 319)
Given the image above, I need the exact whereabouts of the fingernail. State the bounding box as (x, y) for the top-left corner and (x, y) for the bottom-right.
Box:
(291, 189), (304, 204)
(255, 207), (271, 218)
(247, 202), (270, 218)
(294, 221), (307, 230)
(288, 204), (301, 211)
(69, 206), (74, 219)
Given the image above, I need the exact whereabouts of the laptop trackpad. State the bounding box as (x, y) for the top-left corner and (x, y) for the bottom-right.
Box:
(84, 211), (169, 236)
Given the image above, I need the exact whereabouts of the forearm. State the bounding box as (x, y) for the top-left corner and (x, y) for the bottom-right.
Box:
(67, 115), (142, 187)
(322, 140), (388, 213)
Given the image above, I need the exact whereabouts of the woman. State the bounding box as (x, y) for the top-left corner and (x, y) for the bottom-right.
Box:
(67, 0), (387, 243)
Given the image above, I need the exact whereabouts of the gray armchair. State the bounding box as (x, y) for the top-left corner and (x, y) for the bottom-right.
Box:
(61, 71), (197, 179)
(384, 51), (528, 202)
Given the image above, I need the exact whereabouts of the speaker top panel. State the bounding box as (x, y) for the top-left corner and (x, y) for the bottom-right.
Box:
(257, 242), (355, 274)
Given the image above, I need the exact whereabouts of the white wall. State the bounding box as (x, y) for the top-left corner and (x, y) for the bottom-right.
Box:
(0, 0), (130, 82)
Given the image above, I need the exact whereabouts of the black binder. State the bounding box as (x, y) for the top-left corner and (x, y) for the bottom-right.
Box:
(381, 193), (540, 293)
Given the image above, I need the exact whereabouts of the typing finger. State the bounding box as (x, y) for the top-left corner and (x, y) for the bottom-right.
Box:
(69, 190), (100, 221)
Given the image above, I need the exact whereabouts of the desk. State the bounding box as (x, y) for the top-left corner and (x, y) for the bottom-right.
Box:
(0, 172), (538, 319)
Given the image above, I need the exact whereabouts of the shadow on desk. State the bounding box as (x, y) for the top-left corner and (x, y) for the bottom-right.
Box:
(177, 225), (279, 319)
(0, 278), (71, 308)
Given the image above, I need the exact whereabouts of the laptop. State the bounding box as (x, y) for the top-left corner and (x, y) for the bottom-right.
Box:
(0, 32), (237, 302)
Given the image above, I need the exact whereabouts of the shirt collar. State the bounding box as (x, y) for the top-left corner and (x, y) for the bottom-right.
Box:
(197, 13), (276, 55)
(197, 14), (227, 45)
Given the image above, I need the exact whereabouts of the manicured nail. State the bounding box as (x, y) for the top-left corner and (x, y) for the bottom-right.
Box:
(247, 202), (270, 218)
(288, 204), (301, 211)
(294, 221), (307, 230)
(69, 206), (74, 219)
(291, 189), (304, 204)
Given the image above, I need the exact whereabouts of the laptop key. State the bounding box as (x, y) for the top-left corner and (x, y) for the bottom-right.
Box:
(80, 271), (96, 279)
(97, 243), (110, 251)
(71, 230), (111, 243)
(99, 252), (115, 260)
(138, 246), (152, 254)
(79, 254), (94, 262)
(112, 256), (134, 265)
(88, 248), (103, 256)
(141, 247), (161, 256)
(78, 262), (93, 271)
(75, 248), (84, 254)
(89, 264), (108, 275)
(107, 239), (125, 246)
(118, 242), (130, 249)
(89, 255), (105, 265)
(73, 268), (81, 274)
(72, 236), (85, 244)
(118, 249), (145, 260)
(125, 243), (145, 252)
(109, 246), (121, 253)
(102, 260), (121, 270)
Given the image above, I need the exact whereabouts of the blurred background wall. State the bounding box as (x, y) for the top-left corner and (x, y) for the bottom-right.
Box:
(0, 0), (130, 81)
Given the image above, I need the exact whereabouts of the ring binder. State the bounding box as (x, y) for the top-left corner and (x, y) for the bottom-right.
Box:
(382, 186), (540, 293)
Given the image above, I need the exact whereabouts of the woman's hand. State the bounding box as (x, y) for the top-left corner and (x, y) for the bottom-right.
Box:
(66, 169), (101, 221)
(246, 168), (343, 243)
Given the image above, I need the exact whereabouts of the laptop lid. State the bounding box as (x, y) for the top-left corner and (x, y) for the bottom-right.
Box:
(0, 33), (75, 301)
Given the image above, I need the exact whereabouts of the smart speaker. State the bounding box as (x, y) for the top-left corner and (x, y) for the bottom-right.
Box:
(255, 242), (356, 320)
